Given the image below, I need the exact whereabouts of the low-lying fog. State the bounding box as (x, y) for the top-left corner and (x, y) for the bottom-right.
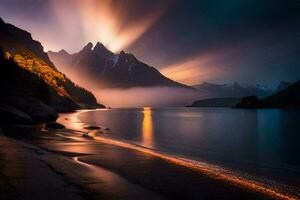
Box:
(93, 87), (208, 108)
(56, 66), (212, 108)
(64, 70), (210, 108)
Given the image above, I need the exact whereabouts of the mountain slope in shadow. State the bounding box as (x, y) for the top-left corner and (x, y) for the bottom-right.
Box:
(235, 80), (300, 109)
(0, 18), (104, 124)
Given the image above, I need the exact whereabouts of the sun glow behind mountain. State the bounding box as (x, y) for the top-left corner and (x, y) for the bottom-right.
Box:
(51, 0), (165, 53)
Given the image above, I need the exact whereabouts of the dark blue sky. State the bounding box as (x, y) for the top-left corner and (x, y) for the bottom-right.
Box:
(0, 0), (299, 86)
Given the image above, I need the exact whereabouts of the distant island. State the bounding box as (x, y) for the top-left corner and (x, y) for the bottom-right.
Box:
(188, 98), (241, 108)
(189, 80), (298, 109)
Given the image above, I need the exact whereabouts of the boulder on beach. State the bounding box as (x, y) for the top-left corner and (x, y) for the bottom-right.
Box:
(45, 122), (65, 130)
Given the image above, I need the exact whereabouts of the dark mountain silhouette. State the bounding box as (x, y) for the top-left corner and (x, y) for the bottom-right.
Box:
(193, 81), (274, 98)
(0, 18), (103, 124)
(48, 42), (191, 89)
(276, 81), (291, 92)
(235, 80), (300, 109)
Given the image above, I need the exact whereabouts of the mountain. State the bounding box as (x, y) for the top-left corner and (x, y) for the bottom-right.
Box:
(188, 98), (242, 108)
(276, 81), (291, 92)
(48, 42), (191, 89)
(193, 81), (274, 98)
(0, 18), (103, 124)
(235, 80), (300, 109)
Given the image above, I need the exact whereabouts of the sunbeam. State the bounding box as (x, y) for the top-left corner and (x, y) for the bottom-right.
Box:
(51, 0), (166, 53)
(160, 53), (224, 86)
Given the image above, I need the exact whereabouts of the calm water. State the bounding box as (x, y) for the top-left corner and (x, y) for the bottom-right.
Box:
(75, 107), (300, 172)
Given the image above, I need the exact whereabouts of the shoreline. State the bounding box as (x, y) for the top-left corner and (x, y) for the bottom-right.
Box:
(72, 135), (299, 200)
(0, 110), (299, 199)
(2, 124), (296, 199)
(57, 110), (300, 199)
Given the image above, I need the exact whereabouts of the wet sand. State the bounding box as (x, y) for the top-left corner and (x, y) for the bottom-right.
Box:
(0, 134), (85, 200)
(0, 119), (299, 199)
(0, 129), (162, 200)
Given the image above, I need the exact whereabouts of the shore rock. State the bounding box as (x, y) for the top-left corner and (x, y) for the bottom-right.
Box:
(1, 97), (58, 122)
(14, 98), (58, 122)
(84, 126), (101, 130)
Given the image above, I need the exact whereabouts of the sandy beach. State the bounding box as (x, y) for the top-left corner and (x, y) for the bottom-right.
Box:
(0, 115), (299, 200)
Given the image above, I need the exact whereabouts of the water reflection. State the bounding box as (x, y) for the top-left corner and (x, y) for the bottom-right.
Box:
(142, 107), (153, 148)
(58, 110), (88, 131)
(57, 107), (300, 196)
(75, 108), (300, 168)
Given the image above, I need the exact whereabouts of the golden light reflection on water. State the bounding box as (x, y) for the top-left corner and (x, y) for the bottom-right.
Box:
(58, 109), (107, 131)
(142, 107), (153, 148)
(57, 111), (86, 131)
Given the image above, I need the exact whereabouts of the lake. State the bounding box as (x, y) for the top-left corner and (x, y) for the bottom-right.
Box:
(62, 107), (300, 186)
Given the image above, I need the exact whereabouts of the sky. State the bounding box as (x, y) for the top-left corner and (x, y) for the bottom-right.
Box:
(0, 0), (299, 86)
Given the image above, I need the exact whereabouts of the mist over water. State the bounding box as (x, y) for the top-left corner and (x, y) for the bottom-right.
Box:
(56, 66), (204, 107)
(94, 87), (204, 108)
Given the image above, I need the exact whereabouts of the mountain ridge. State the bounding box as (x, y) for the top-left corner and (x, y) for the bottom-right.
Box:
(0, 18), (54, 67)
(48, 42), (192, 89)
(193, 81), (274, 98)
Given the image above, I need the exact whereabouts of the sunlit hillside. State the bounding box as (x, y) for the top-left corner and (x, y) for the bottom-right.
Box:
(0, 18), (102, 109)
(10, 52), (67, 96)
